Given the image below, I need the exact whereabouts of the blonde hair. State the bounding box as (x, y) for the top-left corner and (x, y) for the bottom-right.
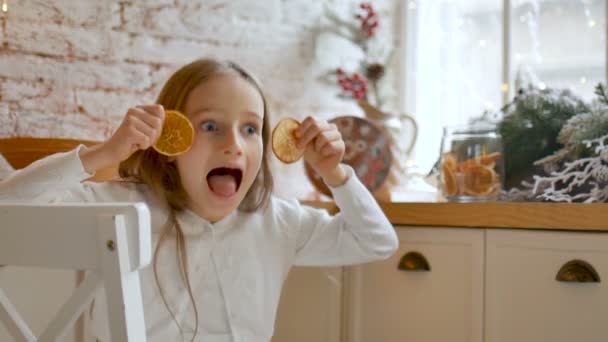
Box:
(118, 58), (274, 340)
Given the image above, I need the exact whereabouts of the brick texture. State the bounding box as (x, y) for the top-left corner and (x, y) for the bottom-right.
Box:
(0, 0), (399, 198)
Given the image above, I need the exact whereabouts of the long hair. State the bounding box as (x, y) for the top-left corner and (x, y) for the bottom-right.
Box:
(118, 58), (274, 340)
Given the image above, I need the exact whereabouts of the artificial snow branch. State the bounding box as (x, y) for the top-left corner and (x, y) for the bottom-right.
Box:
(532, 134), (608, 203)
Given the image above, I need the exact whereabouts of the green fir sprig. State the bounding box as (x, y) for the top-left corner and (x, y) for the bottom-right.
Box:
(595, 83), (608, 106)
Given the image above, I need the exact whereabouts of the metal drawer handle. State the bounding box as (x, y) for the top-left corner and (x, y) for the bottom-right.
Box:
(398, 251), (430, 271)
(555, 259), (600, 283)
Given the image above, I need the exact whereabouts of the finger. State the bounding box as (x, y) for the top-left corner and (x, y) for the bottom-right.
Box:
(314, 129), (341, 152)
(322, 140), (345, 157)
(128, 125), (152, 150)
(130, 108), (164, 133)
(296, 116), (316, 138)
(125, 111), (157, 140)
(298, 121), (329, 149)
(136, 104), (165, 120)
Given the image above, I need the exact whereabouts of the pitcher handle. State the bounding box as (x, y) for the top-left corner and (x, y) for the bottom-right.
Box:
(398, 113), (418, 155)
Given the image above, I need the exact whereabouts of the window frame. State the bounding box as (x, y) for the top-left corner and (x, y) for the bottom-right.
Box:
(397, 0), (608, 170)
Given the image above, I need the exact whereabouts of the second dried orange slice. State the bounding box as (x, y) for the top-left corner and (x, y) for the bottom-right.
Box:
(463, 165), (497, 196)
(442, 152), (458, 172)
(152, 110), (194, 156)
(458, 152), (502, 171)
(272, 118), (305, 163)
(441, 163), (459, 196)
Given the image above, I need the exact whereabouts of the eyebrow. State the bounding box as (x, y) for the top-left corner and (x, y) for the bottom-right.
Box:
(190, 108), (263, 121)
(244, 111), (263, 120)
(189, 108), (214, 118)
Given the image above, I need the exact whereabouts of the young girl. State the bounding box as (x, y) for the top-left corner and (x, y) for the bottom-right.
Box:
(0, 58), (398, 342)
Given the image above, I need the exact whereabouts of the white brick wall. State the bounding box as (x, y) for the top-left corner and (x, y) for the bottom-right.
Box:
(0, 0), (399, 198)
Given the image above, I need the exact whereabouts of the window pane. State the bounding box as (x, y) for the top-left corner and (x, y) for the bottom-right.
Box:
(406, 0), (503, 173)
(511, 0), (606, 100)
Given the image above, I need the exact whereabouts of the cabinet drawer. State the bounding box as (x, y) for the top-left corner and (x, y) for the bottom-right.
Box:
(346, 227), (484, 342)
(486, 229), (608, 342)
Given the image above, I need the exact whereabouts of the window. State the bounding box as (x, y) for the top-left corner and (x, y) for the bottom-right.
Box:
(401, 0), (606, 173)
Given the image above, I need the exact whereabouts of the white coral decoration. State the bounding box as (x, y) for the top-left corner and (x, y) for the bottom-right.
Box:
(532, 134), (608, 203)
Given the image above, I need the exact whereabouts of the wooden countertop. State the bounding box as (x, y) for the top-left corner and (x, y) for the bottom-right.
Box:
(302, 201), (608, 231)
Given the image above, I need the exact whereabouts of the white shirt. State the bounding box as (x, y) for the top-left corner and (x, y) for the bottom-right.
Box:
(0, 147), (399, 342)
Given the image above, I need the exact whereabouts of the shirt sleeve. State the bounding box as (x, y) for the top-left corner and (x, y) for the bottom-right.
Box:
(0, 145), (109, 203)
(293, 165), (399, 266)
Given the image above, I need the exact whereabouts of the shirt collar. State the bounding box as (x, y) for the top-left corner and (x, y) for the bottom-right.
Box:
(177, 208), (240, 236)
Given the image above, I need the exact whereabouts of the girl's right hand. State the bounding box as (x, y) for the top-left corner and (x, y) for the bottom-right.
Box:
(80, 105), (166, 174)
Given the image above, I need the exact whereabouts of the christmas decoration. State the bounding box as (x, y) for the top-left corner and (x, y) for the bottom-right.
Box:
(473, 82), (608, 203)
(472, 84), (590, 189)
(314, 2), (418, 196)
(315, 2), (396, 109)
(532, 134), (608, 203)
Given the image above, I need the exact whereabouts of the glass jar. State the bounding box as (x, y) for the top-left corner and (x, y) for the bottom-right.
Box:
(439, 125), (504, 202)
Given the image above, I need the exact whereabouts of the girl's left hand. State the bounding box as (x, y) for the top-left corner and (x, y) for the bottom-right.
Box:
(296, 116), (348, 187)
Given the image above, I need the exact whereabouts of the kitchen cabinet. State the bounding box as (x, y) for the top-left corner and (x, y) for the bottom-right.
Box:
(345, 227), (484, 342)
(485, 229), (608, 342)
(272, 267), (342, 342)
(275, 224), (608, 342)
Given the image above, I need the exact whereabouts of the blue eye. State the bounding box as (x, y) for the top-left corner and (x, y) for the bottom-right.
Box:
(200, 121), (217, 132)
(243, 124), (258, 135)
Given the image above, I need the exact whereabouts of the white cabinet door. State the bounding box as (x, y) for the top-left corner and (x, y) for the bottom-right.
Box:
(272, 266), (342, 342)
(486, 229), (608, 342)
(346, 227), (484, 342)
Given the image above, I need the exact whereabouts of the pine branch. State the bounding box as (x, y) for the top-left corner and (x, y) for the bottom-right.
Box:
(595, 83), (608, 105)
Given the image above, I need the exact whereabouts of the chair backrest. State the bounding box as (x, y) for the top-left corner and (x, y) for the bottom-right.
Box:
(0, 203), (152, 342)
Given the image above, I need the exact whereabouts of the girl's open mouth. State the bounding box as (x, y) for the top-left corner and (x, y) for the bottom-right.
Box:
(206, 167), (243, 197)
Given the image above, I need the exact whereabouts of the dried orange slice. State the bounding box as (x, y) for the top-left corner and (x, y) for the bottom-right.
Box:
(272, 118), (305, 163)
(442, 152), (458, 172)
(441, 163), (458, 196)
(463, 165), (497, 196)
(458, 152), (502, 171)
(152, 110), (194, 156)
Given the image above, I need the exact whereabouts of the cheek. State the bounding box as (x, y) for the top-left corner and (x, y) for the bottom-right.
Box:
(247, 140), (264, 171)
(175, 153), (204, 183)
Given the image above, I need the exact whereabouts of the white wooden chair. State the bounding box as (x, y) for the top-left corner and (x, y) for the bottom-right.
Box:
(0, 203), (151, 342)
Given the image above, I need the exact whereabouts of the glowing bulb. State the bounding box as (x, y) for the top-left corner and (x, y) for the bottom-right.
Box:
(501, 83), (509, 93)
(479, 39), (487, 47)
(1, 0), (7, 13)
(580, 77), (588, 84)
(408, 1), (416, 10)
(588, 20), (596, 28)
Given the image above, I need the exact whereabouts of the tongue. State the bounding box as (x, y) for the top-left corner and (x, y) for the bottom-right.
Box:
(208, 175), (238, 197)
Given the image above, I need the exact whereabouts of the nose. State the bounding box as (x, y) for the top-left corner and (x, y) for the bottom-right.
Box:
(221, 128), (243, 156)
